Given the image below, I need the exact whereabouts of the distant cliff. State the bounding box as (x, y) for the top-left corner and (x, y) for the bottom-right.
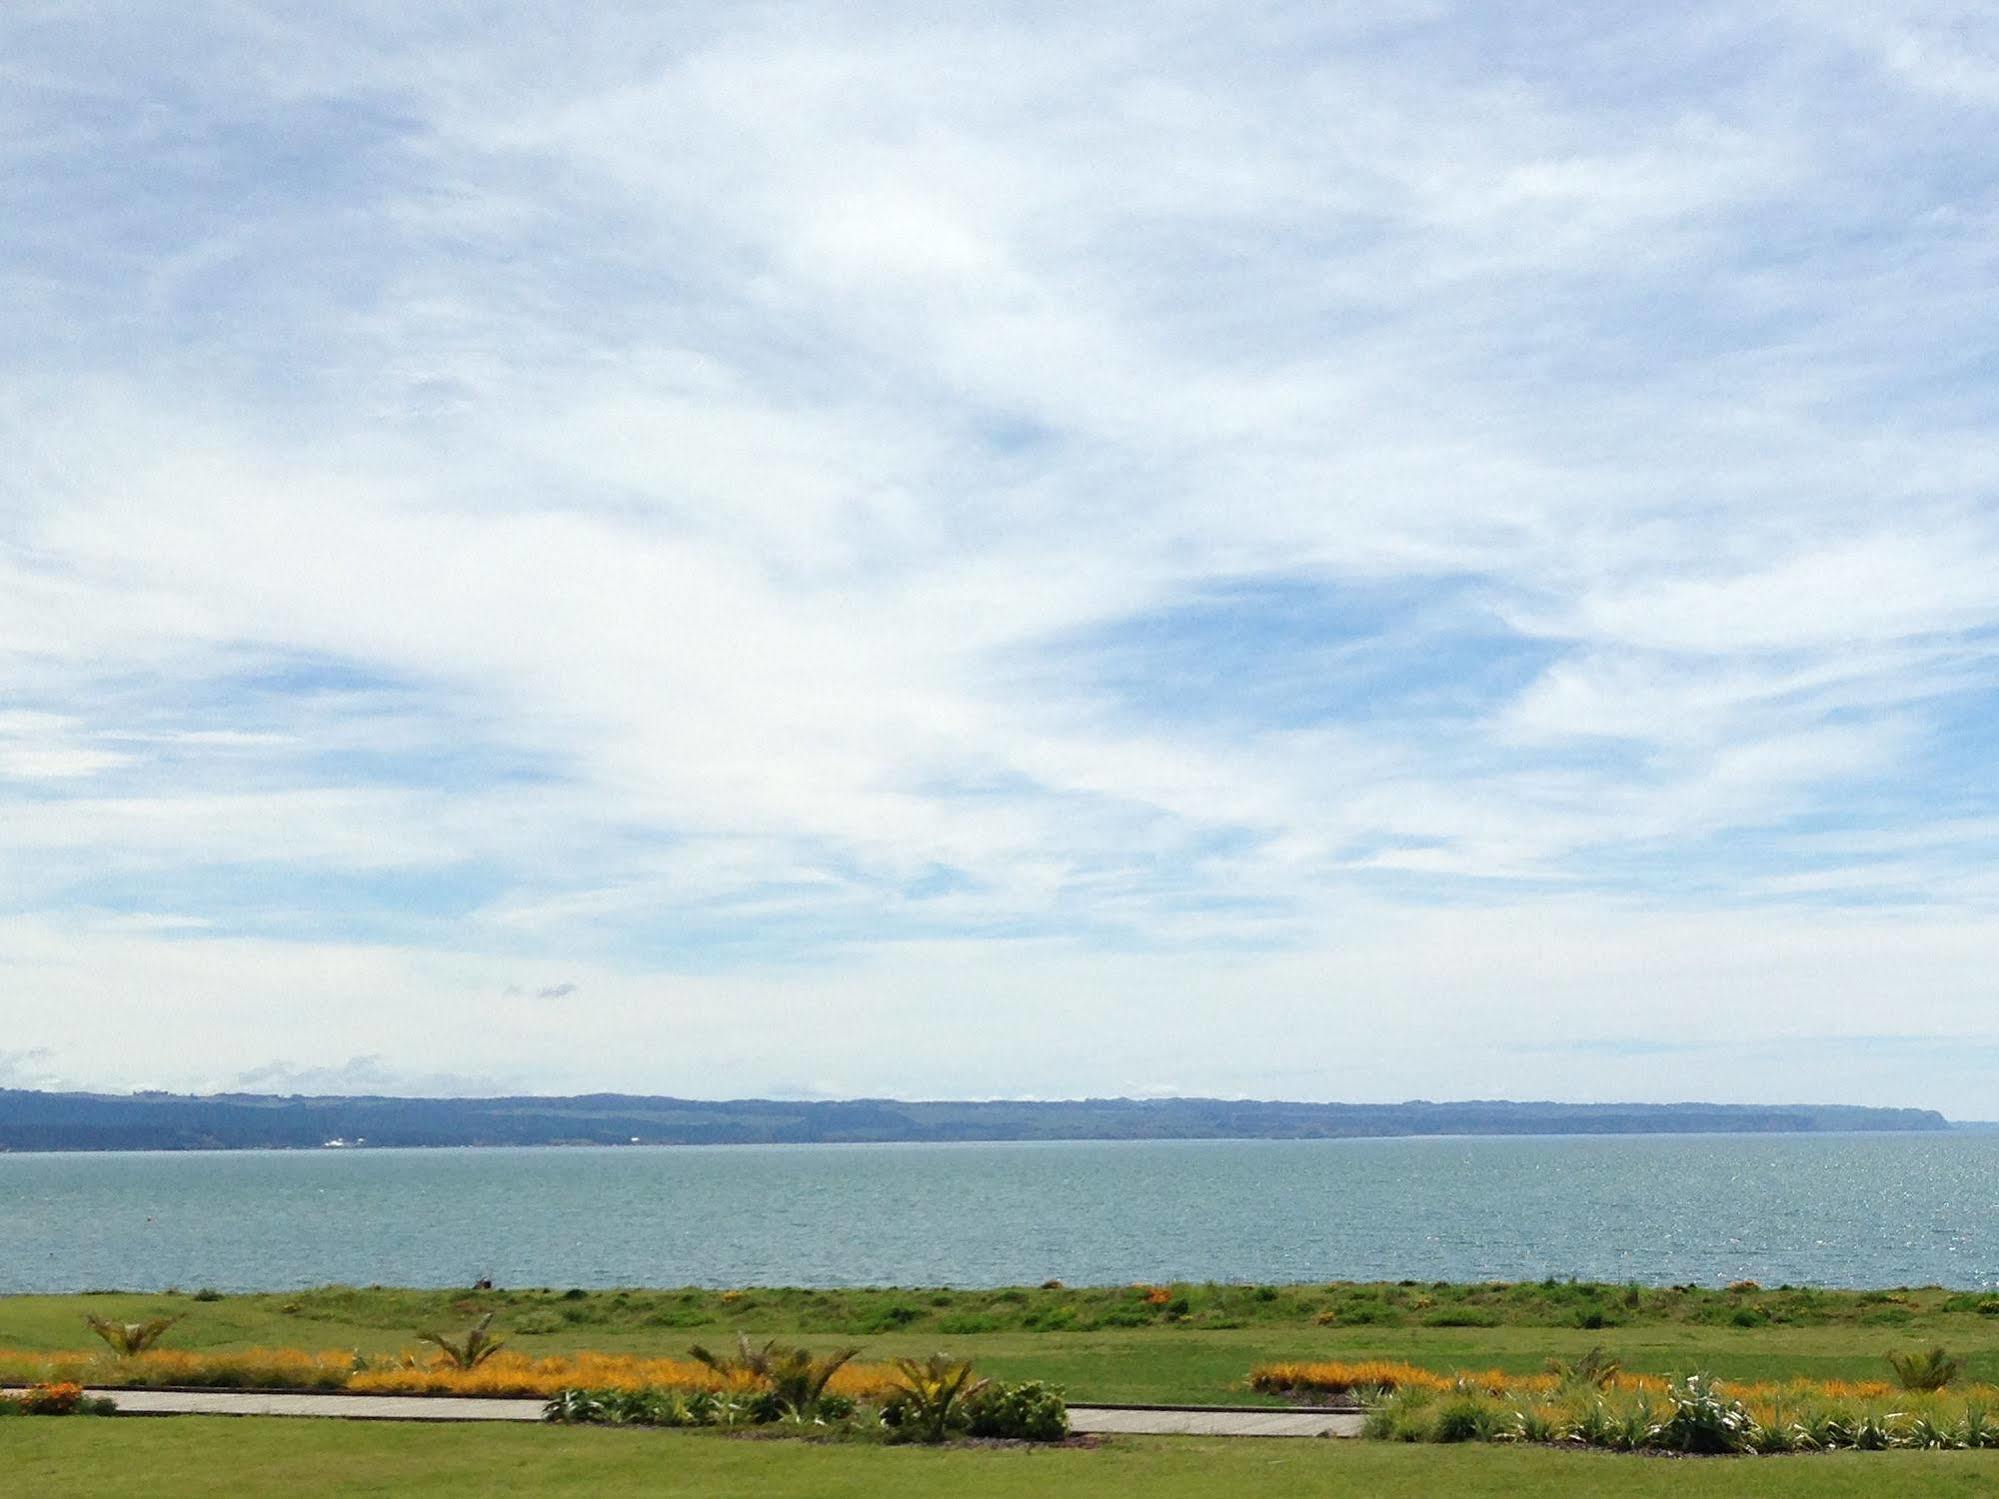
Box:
(0, 1089), (1950, 1152)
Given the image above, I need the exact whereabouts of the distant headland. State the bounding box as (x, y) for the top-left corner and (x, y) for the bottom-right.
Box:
(0, 1089), (1952, 1152)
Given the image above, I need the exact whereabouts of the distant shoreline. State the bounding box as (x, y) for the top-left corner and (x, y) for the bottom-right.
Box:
(0, 1088), (1951, 1153)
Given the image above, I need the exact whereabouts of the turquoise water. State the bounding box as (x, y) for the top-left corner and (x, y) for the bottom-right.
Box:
(4, 1133), (1997, 1293)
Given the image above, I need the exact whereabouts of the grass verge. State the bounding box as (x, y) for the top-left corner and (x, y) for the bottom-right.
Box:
(10, 1418), (1999, 1498)
(9, 1281), (1999, 1405)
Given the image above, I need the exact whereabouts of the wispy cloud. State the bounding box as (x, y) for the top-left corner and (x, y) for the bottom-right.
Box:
(230, 1055), (516, 1099)
(3, 2), (1997, 1108)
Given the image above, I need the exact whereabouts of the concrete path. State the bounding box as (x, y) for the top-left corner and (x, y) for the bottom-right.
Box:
(88, 1389), (550, 1422)
(1070, 1405), (1363, 1438)
(48, 1388), (1363, 1437)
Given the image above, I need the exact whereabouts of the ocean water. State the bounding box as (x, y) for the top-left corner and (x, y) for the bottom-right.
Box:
(3, 1133), (1997, 1294)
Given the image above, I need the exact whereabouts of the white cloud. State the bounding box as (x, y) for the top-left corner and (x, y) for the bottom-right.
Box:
(1, 2), (1997, 1102)
(3, 903), (1998, 1111)
(0, 712), (136, 781)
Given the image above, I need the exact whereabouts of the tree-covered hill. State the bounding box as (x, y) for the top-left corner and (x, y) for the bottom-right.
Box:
(0, 1089), (1949, 1152)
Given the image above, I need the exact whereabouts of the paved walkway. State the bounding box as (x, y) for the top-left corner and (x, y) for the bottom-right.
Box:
(51, 1388), (1363, 1437)
(1071, 1405), (1362, 1438)
(87, 1389), (551, 1422)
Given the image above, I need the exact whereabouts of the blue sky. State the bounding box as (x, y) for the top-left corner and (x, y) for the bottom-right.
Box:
(4, 2), (1999, 1112)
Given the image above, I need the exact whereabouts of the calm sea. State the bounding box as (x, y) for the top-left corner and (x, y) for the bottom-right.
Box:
(3, 1134), (1997, 1295)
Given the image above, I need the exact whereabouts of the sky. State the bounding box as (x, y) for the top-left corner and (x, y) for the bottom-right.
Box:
(3, 2), (1998, 1114)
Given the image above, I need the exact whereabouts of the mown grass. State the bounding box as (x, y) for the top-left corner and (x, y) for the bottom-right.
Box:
(8, 1281), (1999, 1405)
(10, 1418), (1999, 1497)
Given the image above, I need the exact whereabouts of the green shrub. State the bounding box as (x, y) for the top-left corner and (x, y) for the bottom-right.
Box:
(1089, 1304), (1156, 1329)
(1903, 1413), (1960, 1450)
(1851, 1410), (1895, 1450)
(611, 1389), (692, 1426)
(937, 1314), (1001, 1335)
(641, 1305), (711, 1328)
(1430, 1396), (1503, 1443)
(543, 1388), (605, 1424)
(1564, 1396), (1616, 1449)
(1021, 1306), (1077, 1331)
(544, 1387), (693, 1427)
(1423, 1310), (1499, 1328)
(1513, 1405), (1557, 1443)
(1610, 1395), (1657, 1452)
(1746, 1418), (1799, 1454)
(1656, 1375), (1755, 1454)
(965, 1379), (1069, 1442)
(1372, 1389), (1435, 1442)
(1888, 1345), (1960, 1391)
(1860, 1307), (1915, 1326)
(1791, 1406), (1848, 1451)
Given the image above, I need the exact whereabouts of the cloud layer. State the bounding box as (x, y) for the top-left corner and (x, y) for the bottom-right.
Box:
(4, 2), (1998, 1111)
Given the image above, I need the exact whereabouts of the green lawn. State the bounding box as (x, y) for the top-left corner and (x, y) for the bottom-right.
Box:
(7, 1282), (1999, 1404)
(7, 1418), (1999, 1497)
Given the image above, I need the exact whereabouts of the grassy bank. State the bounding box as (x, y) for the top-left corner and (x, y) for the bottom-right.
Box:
(11, 1418), (1999, 1497)
(8, 1281), (1999, 1405)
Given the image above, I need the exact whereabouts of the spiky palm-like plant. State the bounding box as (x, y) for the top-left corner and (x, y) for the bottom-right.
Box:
(686, 1332), (782, 1382)
(1545, 1344), (1621, 1389)
(887, 1353), (988, 1443)
(763, 1344), (860, 1419)
(687, 1333), (860, 1418)
(1889, 1345), (1961, 1392)
(415, 1312), (507, 1370)
(84, 1314), (182, 1356)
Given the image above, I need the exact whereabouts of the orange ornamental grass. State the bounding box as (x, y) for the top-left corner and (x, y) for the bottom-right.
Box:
(350, 1351), (904, 1399)
(0, 1351), (96, 1387)
(0, 1345), (901, 1399)
(1741, 1376), (1897, 1402)
(1250, 1362), (1999, 1405)
(1250, 1360), (1458, 1395)
(1730, 1376), (1999, 1404)
(1250, 1361), (1667, 1398)
(1249, 1360), (1564, 1397)
(0, 1347), (355, 1390)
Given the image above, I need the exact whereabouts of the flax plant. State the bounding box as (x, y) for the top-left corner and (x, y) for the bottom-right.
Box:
(414, 1312), (507, 1370)
(83, 1314), (182, 1357)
